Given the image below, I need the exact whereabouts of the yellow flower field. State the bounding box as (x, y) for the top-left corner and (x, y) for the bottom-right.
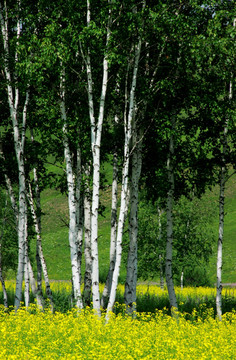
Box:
(0, 305), (236, 359)
(1, 282), (236, 359)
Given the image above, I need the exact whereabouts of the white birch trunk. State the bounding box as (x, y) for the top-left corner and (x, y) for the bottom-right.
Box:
(27, 182), (54, 310)
(101, 150), (118, 308)
(124, 128), (142, 313)
(106, 38), (142, 320)
(166, 123), (178, 312)
(0, 1), (29, 310)
(30, 130), (43, 296)
(15, 150), (27, 310)
(24, 217), (30, 308)
(216, 161), (225, 320)
(76, 147), (83, 287)
(60, 68), (83, 309)
(216, 18), (235, 320)
(28, 259), (44, 309)
(0, 196), (8, 308)
(0, 251), (8, 308)
(158, 207), (164, 290)
(84, 0), (112, 315)
(83, 165), (92, 306)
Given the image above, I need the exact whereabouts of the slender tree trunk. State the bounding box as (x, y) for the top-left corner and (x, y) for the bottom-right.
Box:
(124, 128), (142, 314)
(216, 124), (228, 320)
(101, 150), (118, 308)
(0, 252), (8, 308)
(15, 157), (27, 310)
(83, 196), (92, 306)
(30, 130), (43, 296)
(83, 0), (112, 315)
(60, 68), (83, 309)
(24, 217), (30, 308)
(157, 207), (164, 290)
(106, 38), (142, 320)
(216, 166), (225, 320)
(28, 259), (44, 309)
(27, 182), (54, 310)
(76, 147), (83, 287)
(14, 88), (29, 310)
(216, 18), (235, 320)
(0, 2), (29, 310)
(0, 197), (8, 308)
(83, 163), (92, 306)
(165, 120), (178, 312)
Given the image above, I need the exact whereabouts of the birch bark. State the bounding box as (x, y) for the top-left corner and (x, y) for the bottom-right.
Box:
(0, 1), (30, 309)
(0, 142), (44, 308)
(27, 182), (54, 310)
(28, 259), (44, 309)
(83, 164), (92, 306)
(106, 38), (142, 320)
(0, 195), (8, 308)
(76, 147), (83, 288)
(101, 150), (118, 308)
(24, 221), (30, 308)
(124, 126), (142, 313)
(158, 207), (164, 290)
(216, 134), (227, 320)
(60, 68), (83, 309)
(83, 0), (112, 314)
(30, 130), (43, 296)
(166, 120), (178, 312)
(216, 18), (235, 321)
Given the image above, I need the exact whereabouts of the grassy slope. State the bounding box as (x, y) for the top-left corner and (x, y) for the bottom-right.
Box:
(37, 166), (236, 284)
(39, 162), (127, 282)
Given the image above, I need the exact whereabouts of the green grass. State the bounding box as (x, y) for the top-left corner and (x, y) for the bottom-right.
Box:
(36, 160), (127, 283)
(6, 161), (236, 285)
(36, 168), (236, 284)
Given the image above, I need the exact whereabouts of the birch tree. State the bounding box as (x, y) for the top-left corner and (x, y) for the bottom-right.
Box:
(165, 119), (178, 311)
(216, 132), (227, 320)
(101, 148), (118, 308)
(106, 36), (142, 319)
(0, 190), (14, 308)
(27, 180), (54, 310)
(0, 130), (45, 309)
(216, 16), (236, 320)
(124, 124), (142, 313)
(0, 0), (31, 309)
(59, 67), (83, 309)
(80, 0), (112, 314)
(83, 165), (92, 306)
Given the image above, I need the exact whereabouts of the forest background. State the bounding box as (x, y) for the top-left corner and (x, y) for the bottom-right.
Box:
(0, 0), (235, 320)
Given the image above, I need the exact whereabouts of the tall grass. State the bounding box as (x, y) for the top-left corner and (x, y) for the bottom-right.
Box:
(1, 282), (236, 317)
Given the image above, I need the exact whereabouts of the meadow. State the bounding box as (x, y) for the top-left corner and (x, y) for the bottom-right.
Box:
(1, 282), (236, 359)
